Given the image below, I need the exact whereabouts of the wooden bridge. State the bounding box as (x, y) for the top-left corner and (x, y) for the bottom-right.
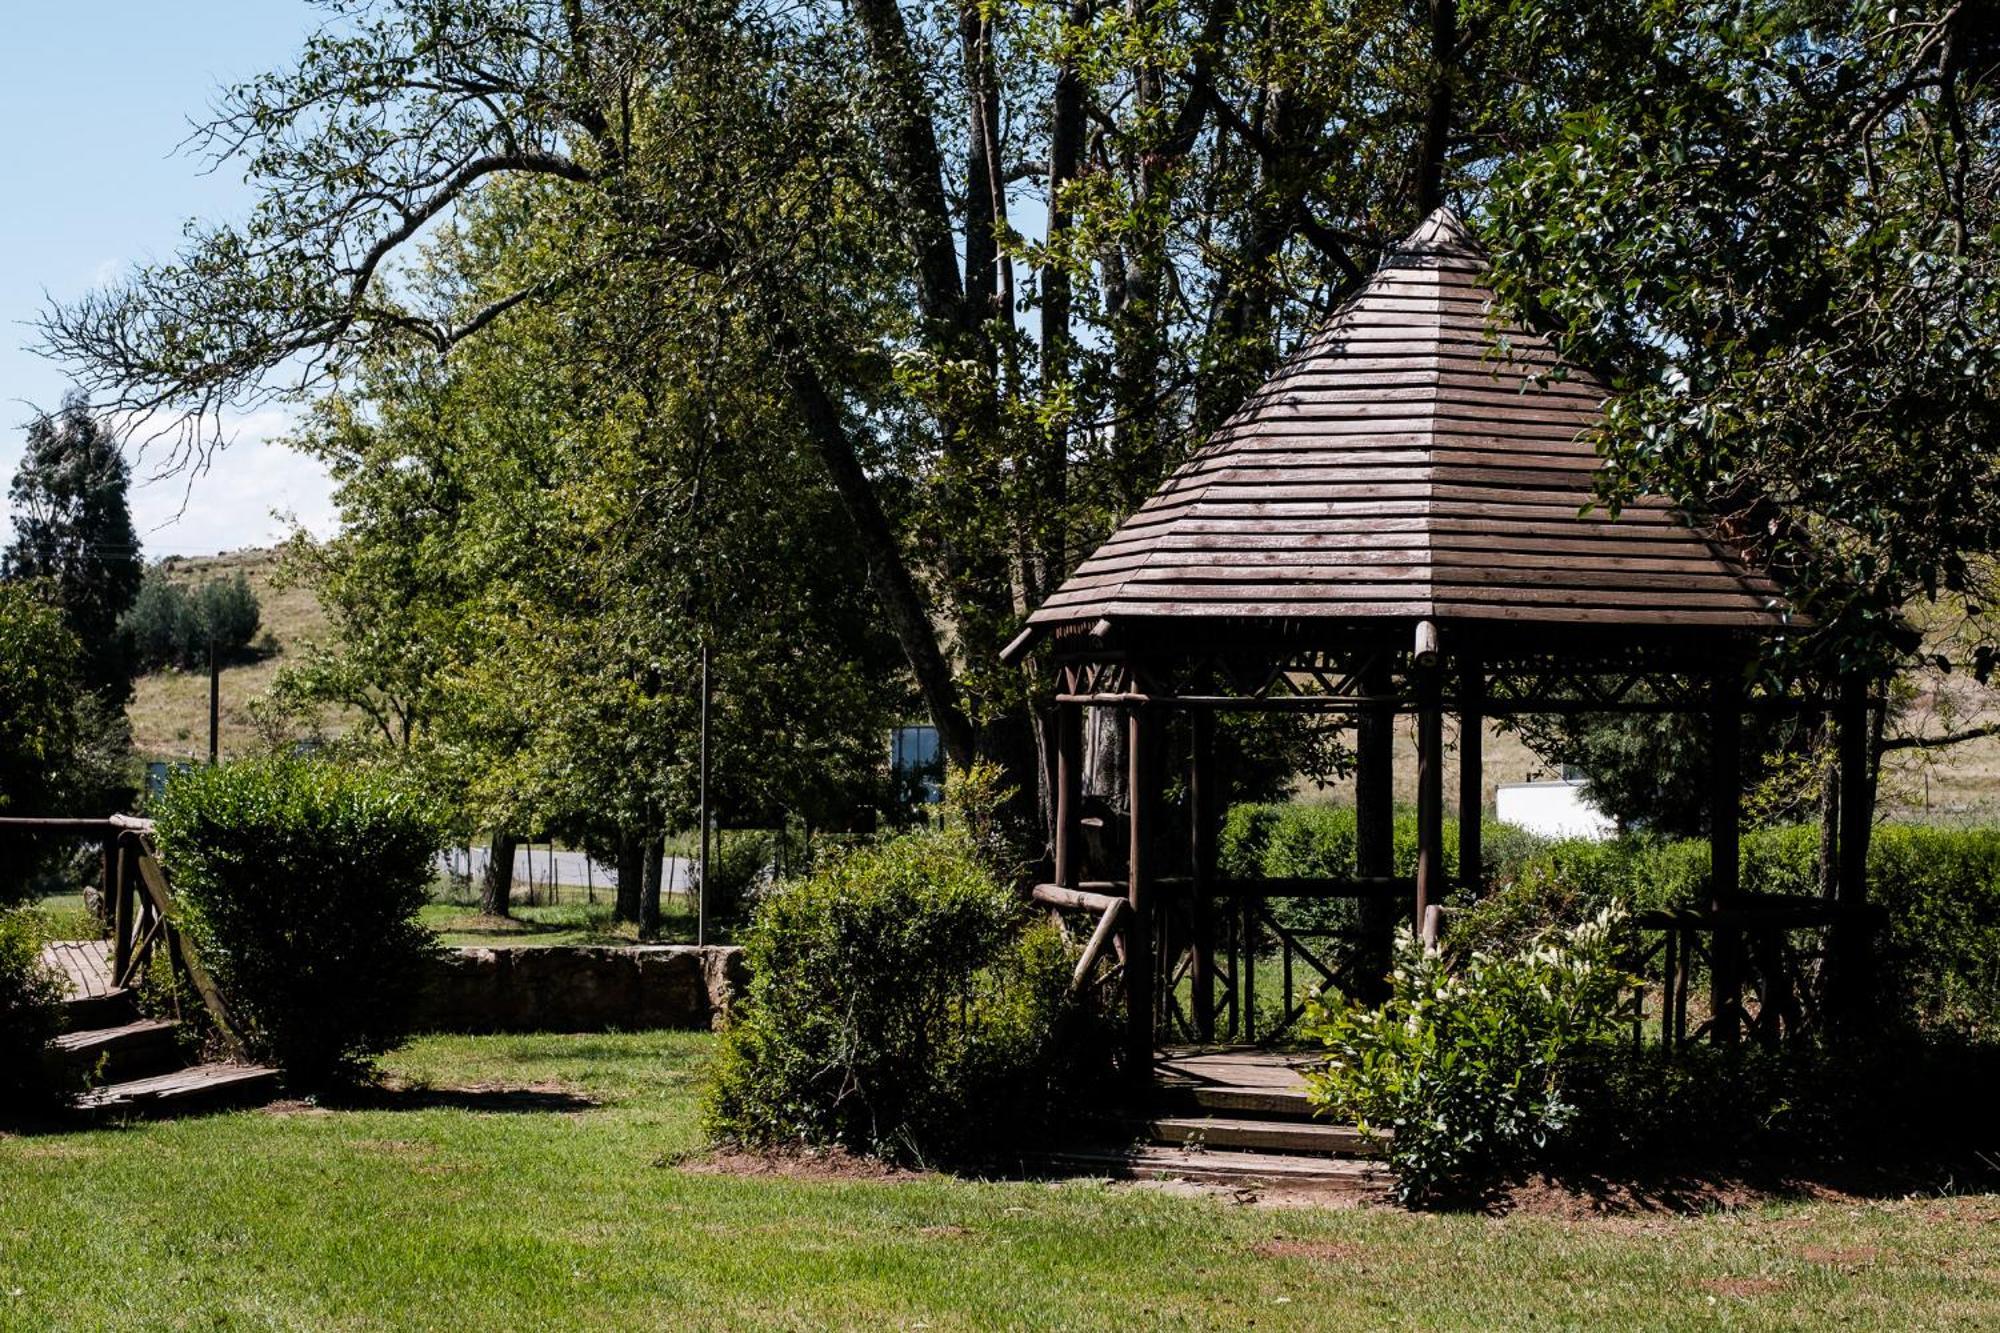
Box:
(5, 816), (277, 1116)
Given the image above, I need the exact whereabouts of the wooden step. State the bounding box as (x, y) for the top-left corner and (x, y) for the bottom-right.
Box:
(76, 1063), (280, 1117)
(1152, 1082), (1317, 1120)
(52, 1018), (182, 1082)
(1134, 1115), (1383, 1158)
(59, 988), (137, 1032)
(1040, 1143), (1388, 1190)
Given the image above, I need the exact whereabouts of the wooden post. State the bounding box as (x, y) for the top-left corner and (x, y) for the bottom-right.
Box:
(1415, 670), (1445, 928)
(1457, 658), (1483, 894)
(1189, 709), (1217, 1043)
(208, 637), (221, 765)
(1709, 671), (1743, 1046)
(1829, 672), (1876, 1031)
(1354, 657), (1396, 1006)
(698, 640), (711, 947)
(1054, 702), (1081, 889)
(110, 834), (132, 986)
(1125, 705), (1156, 1083)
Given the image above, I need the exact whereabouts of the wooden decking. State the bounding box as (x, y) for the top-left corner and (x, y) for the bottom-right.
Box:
(39, 938), (115, 1000)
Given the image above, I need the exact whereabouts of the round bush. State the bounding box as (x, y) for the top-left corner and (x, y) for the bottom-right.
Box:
(152, 759), (442, 1089)
(705, 827), (1082, 1163)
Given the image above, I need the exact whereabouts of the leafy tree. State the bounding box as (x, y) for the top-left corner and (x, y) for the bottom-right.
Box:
(122, 568), (263, 671)
(3, 393), (143, 701)
(0, 585), (87, 901)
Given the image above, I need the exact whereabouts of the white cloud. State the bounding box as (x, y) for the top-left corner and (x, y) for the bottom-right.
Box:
(0, 408), (339, 560)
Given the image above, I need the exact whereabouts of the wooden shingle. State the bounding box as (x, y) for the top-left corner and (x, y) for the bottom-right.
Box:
(1027, 208), (1795, 636)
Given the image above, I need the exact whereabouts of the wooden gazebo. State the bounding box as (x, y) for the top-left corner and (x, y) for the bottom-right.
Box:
(1005, 208), (1878, 1077)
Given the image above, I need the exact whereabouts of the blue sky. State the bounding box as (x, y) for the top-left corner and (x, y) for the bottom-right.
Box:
(0, 2), (336, 557)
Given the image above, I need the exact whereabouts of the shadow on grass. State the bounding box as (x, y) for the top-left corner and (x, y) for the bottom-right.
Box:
(318, 1083), (600, 1115)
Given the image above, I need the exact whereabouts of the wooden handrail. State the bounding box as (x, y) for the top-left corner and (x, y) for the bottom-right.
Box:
(1032, 883), (1125, 914)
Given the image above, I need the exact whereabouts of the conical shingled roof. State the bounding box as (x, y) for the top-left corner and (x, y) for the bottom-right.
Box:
(1028, 208), (1793, 635)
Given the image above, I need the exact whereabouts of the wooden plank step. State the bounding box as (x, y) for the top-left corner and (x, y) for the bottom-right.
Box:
(1153, 1082), (1317, 1119)
(59, 988), (136, 1032)
(1040, 1143), (1388, 1190)
(51, 1018), (182, 1081)
(1134, 1115), (1384, 1158)
(76, 1063), (279, 1117)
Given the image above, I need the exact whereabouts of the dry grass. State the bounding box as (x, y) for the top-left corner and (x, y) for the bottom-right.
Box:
(125, 547), (338, 761)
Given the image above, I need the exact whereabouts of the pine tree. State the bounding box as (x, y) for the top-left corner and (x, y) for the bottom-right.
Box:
(3, 393), (144, 701)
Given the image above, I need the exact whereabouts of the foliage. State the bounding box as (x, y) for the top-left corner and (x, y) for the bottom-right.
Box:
(2, 391), (143, 701)
(1303, 911), (1638, 1205)
(1486, 2), (2000, 678)
(151, 759), (444, 1088)
(0, 584), (92, 903)
(707, 827), (1086, 1162)
(0, 908), (78, 1115)
(122, 567), (262, 671)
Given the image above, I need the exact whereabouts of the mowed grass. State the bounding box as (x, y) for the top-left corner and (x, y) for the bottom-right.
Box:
(3, 1032), (1997, 1330)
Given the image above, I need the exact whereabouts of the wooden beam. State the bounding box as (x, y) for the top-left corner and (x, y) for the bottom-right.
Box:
(1190, 709), (1217, 1042)
(1415, 670), (1445, 926)
(1072, 899), (1125, 992)
(1354, 658), (1395, 1006)
(1032, 883), (1125, 914)
(1126, 705), (1156, 1082)
(1709, 671), (1743, 1046)
(1458, 656), (1484, 892)
(1829, 672), (1876, 1032)
(1054, 702), (1082, 890)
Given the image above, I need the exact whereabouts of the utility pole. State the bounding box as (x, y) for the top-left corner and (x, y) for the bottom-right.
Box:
(698, 639), (711, 947)
(207, 635), (220, 765)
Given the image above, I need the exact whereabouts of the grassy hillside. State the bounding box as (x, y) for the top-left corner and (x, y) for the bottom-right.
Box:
(126, 548), (333, 762)
(124, 548), (2000, 818)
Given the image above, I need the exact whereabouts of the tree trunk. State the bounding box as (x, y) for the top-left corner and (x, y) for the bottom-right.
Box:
(615, 831), (642, 924)
(481, 831), (518, 918)
(640, 836), (664, 939)
(1416, 0), (1458, 215)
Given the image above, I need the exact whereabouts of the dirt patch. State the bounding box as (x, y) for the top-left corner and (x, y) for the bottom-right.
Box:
(1700, 1277), (1792, 1298)
(1493, 1172), (1779, 1221)
(1252, 1238), (1363, 1262)
(678, 1146), (931, 1184)
(1801, 1245), (1881, 1269)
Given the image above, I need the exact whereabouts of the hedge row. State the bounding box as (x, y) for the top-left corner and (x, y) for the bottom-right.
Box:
(1221, 803), (2000, 1037)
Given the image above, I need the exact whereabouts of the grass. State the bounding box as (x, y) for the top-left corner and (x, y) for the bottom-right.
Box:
(420, 881), (726, 948)
(1, 1031), (1996, 1329)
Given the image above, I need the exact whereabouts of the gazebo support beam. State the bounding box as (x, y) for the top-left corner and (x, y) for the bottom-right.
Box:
(1125, 704), (1156, 1082)
(1710, 672), (1744, 1046)
(1189, 709), (1217, 1043)
(1054, 702), (1081, 890)
(1458, 656), (1483, 894)
(1415, 666), (1445, 932)
(1355, 660), (1396, 1004)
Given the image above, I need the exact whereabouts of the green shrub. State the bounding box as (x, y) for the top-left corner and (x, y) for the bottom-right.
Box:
(1302, 910), (1637, 1205)
(152, 759), (442, 1089)
(0, 908), (78, 1115)
(706, 827), (1087, 1163)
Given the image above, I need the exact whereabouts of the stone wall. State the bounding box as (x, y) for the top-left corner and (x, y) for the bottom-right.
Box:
(413, 945), (746, 1034)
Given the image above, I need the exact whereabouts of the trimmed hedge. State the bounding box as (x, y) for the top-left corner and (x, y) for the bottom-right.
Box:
(1227, 802), (2000, 1037)
(706, 827), (1088, 1163)
(152, 759), (443, 1088)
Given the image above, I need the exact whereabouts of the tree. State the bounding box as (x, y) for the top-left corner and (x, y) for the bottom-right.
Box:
(0, 584), (87, 902)
(4, 393), (143, 701)
(39, 0), (1665, 833)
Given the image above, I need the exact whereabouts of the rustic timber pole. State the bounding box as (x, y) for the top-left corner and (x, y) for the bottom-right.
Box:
(1354, 655), (1396, 1006)
(1709, 671), (1744, 1046)
(1828, 672), (1877, 1033)
(1125, 704), (1156, 1083)
(1189, 708), (1217, 1043)
(208, 636), (221, 765)
(1457, 656), (1483, 893)
(1054, 701), (1081, 889)
(698, 639), (711, 948)
(1414, 623), (1445, 928)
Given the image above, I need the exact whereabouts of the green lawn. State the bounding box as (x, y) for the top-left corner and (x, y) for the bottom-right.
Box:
(2, 1032), (1996, 1330)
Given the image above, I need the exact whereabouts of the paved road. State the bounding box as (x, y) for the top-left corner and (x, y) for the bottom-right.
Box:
(438, 846), (696, 892)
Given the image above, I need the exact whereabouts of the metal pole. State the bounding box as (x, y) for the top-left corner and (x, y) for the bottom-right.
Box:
(698, 639), (711, 948)
(208, 637), (221, 765)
